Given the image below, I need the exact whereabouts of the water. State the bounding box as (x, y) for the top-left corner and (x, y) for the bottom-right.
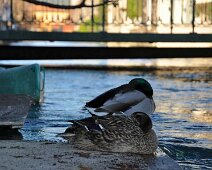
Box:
(19, 68), (211, 169)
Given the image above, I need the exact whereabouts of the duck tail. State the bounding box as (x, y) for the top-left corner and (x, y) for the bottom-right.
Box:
(68, 120), (89, 131)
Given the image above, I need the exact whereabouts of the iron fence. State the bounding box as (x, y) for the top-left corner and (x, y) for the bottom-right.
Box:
(0, 0), (211, 33)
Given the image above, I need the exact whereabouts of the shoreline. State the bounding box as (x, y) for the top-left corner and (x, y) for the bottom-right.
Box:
(0, 140), (181, 170)
(1, 63), (212, 72)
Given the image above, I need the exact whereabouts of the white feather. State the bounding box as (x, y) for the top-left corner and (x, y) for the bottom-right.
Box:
(124, 98), (155, 116)
(104, 90), (146, 106)
(98, 124), (104, 130)
(86, 107), (107, 116)
(96, 90), (146, 113)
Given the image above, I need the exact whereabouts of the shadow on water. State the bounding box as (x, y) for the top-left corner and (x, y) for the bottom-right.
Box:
(27, 104), (43, 119)
(0, 127), (23, 140)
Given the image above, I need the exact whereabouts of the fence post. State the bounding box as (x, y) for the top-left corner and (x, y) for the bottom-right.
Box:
(142, 0), (147, 24)
(10, 0), (13, 30)
(102, 0), (105, 32)
(192, 0), (196, 33)
(151, 0), (158, 25)
(91, 0), (94, 32)
(170, 0), (173, 33)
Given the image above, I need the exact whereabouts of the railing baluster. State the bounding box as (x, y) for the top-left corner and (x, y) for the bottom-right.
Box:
(181, 0), (184, 24)
(102, 0), (105, 32)
(10, 0), (13, 30)
(170, 0), (173, 33)
(192, 0), (196, 33)
(91, 0), (94, 32)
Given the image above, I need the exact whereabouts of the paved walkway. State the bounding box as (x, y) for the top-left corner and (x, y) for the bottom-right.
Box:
(0, 140), (181, 170)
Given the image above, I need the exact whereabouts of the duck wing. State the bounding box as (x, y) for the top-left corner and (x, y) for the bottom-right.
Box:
(87, 90), (149, 116)
(67, 116), (102, 133)
(85, 84), (129, 108)
(93, 114), (146, 146)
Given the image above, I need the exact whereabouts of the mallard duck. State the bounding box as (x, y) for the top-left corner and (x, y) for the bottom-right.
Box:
(60, 112), (158, 154)
(85, 78), (155, 116)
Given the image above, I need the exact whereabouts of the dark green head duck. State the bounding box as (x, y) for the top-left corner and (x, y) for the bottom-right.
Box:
(86, 78), (155, 116)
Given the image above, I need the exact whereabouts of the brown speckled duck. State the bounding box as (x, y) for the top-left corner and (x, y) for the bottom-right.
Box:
(59, 112), (158, 154)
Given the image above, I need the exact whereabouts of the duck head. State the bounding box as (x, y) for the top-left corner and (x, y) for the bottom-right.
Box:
(129, 78), (153, 98)
(131, 112), (153, 133)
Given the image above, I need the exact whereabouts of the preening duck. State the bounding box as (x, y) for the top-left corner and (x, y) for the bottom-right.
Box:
(85, 78), (155, 116)
(60, 112), (158, 154)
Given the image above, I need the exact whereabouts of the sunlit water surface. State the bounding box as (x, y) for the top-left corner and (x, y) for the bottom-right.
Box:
(19, 69), (211, 170)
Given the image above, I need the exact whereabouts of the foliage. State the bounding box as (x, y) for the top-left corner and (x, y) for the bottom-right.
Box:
(127, 0), (142, 20)
(78, 6), (104, 32)
(196, 2), (212, 21)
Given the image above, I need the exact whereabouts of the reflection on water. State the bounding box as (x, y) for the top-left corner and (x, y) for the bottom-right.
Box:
(17, 68), (212, 169)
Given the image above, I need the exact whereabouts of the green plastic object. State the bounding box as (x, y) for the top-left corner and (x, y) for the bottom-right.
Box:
(0, 64), (45, 103)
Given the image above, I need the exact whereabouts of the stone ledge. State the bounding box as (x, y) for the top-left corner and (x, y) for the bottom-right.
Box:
(0, 140), (181, 170)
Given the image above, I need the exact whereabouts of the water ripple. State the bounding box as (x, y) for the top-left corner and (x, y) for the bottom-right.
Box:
(18, 69), (212, 170)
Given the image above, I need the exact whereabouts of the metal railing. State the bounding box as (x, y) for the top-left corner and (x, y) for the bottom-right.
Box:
(0, 0), (211, 33)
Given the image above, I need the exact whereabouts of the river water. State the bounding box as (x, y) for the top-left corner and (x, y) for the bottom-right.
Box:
(14, 66), (211, 170)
